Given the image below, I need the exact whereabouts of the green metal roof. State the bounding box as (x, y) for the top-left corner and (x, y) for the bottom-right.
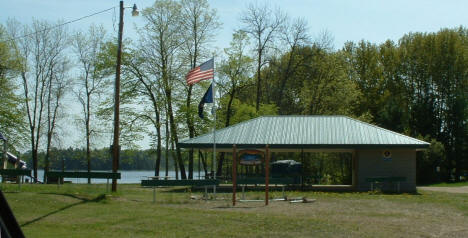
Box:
(178, 116), (430, 149)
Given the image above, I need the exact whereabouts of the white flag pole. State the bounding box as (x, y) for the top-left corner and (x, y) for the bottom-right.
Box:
(212, 57), (217, 197)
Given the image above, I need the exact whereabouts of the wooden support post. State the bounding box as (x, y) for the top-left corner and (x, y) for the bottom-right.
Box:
(2, 140), (7, 170)
(352, 150), (357, 191)
(242, 185), (245, 200)
(18, 176), (21, 191)
(265, 145), (270, 206)
(198, 149), (201, 180)
(232, 145), (237, 206)
(15, 159), (20, 185)
(301, 148), (304, 190)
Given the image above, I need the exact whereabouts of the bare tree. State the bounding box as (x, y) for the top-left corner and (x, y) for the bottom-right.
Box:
(275, 17), (310, 109)
(241, 2), (286, 111)
(45, 58), (70, 183)
(314, 29), (335, 52)
(73, 25), (107, 183)
(7, 19), (69, 181)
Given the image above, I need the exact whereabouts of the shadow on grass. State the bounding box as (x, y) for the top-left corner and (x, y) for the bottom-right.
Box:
(2, 190), (21, 194)
(21, 193), (106, 227)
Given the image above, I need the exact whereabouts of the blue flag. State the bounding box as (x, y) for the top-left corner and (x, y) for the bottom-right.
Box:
(198, 84), (213, 119)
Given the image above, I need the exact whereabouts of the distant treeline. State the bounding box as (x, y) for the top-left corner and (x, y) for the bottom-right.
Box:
(20, 148), (174, 171)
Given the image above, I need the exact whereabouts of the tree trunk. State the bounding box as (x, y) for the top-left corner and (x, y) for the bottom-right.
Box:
(171, 138), (178, 180)
(165, 115), (169, 178)
(32, 146), (38, 183)
(216, 89), (235, 176)
(276, 49), (296, 110)
(44, 137), (51, 183)
(86, 119), (91, 184)
(86, 93), (91, 184)
(153, 101), (162, 177)
(256, 50), (262, 112)
(166, 88), (187, 179)
(199, 150), (208, 177)
(186, 84), (194, 179)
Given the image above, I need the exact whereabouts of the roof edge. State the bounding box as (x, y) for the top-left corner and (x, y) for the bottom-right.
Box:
(178, 142), (430, 149)
(343, 116), (430, 145)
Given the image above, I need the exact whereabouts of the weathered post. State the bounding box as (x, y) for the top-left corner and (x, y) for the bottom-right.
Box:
(265, 145), (270, 206)
(2, 139), (7, 170)
(232, 145), (237, 206)
(112, 0), (124, 192)
(1, 138), (6, 183)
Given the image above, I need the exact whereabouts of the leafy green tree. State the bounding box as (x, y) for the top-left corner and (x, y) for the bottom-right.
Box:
(342, 41), (383, 119)
(217, 31), (254, 128)
(0, 24), (26, 150)
(180, 0), (220, 179)
(416, 137), (445, 184)
(343, 28), (468, 181)
(140, 0), (187, 179)
(124, 47), (164, 177)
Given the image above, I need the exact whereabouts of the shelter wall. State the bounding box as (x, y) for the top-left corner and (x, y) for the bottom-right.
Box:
(356, 150), (416, 192)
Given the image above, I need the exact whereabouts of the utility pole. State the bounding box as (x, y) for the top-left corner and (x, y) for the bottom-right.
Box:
(111, 1), (139, 192)
(112, 1), (124, 192)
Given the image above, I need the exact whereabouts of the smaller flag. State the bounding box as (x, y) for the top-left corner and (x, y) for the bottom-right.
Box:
(186, 58), (214, 85)
(0, 132), (5, 141)
(198, 84), (213, 119)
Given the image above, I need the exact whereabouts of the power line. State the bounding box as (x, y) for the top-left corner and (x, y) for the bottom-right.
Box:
(5, 6), (116, 42)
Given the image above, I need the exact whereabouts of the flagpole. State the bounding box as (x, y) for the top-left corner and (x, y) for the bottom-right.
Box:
(212, 57), (217, 197)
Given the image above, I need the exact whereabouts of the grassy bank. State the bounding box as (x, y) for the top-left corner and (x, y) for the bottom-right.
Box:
(2, 184), (468, 237)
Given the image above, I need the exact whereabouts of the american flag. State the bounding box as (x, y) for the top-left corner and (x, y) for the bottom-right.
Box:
(186, 58), (214, 85)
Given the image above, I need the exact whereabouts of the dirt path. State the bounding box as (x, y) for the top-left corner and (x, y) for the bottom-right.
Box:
(418, 186), (468, 194)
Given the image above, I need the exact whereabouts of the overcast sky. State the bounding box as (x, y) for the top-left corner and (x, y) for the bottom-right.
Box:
(2, 0), (467, 149)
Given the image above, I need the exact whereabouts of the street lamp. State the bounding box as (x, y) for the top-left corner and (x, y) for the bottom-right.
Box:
(132, 4), (139, 16)
(112, 1), (138, 192)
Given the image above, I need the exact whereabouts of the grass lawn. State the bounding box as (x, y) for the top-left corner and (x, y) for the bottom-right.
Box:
(2, 183), (468, 237)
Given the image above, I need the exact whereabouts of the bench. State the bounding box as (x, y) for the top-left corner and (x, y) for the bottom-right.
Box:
(141, 179), (219, 203)
(46, 171), (121, 192)
(0, 169), (32, 190)
(365, 177), (406, 193)
(0, 169), (31, 177)
(236, 177), (295, 200)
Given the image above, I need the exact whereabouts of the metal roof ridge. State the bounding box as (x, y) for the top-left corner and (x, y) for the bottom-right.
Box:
(343, 116), (430, 145)
(179, 116), (264, 143)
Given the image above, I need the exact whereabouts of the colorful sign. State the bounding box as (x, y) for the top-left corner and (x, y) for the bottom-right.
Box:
(382, 150), (392, 161)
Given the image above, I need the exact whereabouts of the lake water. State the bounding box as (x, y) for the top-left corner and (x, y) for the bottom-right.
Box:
(34, 170), (208, 184)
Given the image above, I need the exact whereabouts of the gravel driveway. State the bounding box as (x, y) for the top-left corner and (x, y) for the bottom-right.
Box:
(418, 186), (468, 194)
